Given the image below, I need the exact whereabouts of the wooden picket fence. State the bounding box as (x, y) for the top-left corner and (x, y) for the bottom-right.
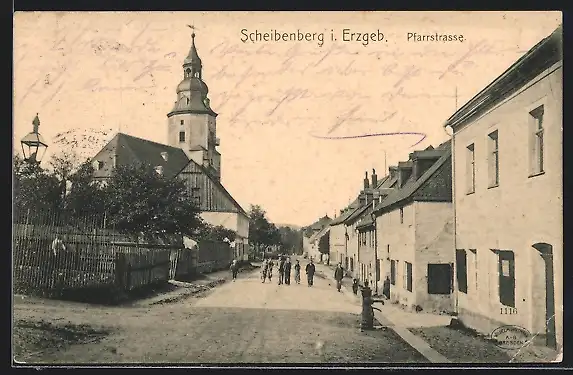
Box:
(12, 209), (236, 301)
(12, 216), (181, 298)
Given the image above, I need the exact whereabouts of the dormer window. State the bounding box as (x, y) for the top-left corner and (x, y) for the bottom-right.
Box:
(160, 152), (168, 162)
(93, 160), (104, 171)
(155, 166), (164, 176)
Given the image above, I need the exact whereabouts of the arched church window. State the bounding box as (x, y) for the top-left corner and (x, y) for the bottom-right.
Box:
(194, 72), (199, 78)
(185, 68), (191, 78)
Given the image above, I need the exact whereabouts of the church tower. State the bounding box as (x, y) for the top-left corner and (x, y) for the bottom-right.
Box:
(167, 27), (221, 180)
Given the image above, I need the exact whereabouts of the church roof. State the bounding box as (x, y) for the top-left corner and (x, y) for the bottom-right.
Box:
(92, 132), (190, 179)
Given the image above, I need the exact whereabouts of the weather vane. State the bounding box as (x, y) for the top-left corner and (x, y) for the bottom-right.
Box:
(186, 24), (198, 36)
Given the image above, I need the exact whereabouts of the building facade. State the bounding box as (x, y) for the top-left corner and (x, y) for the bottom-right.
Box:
(373, 144), (454, 312)
(445, 26), (562, 349)
(302, 215), (331, 260)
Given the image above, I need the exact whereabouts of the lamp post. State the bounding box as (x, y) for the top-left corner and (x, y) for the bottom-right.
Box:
(20, 114), (48, 164)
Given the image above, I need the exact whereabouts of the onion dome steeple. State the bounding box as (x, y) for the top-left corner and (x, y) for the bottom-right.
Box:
(169, 25), (217, 117)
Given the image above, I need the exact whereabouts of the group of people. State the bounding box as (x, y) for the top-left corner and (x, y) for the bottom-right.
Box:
(260, 256), (316, 287)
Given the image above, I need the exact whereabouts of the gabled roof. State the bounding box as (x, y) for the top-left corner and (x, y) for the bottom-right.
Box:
(309, 215), (332, 230)
(310, 225), (331, 244)
(92, 132), (190, 179)
(176, 158), (248, 217)
(373, 141), (452, 215)
(445, 25), (562, 131)
(330, 198), (361, 226)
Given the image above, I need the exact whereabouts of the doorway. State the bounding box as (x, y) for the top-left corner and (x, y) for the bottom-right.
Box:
(532, 243), (557, 349)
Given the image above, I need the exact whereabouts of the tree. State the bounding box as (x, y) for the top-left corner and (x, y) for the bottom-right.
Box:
(248, 205), (282, 258)
(13, 155), (63, 223)
(278, 226), (303, 254)
(196, 223), (237, 242)
(103, 163), (204, 239)
(63, 160), (107, 222)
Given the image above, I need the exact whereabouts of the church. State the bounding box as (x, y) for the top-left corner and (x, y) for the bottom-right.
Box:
(89, 29), (250, 261)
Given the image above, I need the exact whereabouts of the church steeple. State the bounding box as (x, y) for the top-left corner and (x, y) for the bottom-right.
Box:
(167, 25), (221, 181)
(184, 27), (202, 80)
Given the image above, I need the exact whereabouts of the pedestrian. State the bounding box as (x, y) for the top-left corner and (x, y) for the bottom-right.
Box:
(268, 258), (274, 281)
(352, 278), (359, 295)
(261, 258), (269, 283)
(51, 234), (65, 257)
(305, 259), (315, 287)
(334, 262), (344, 292)
(278, 256), (285, 285)
(383, 276), (391, 299)
(284, 257), (292, 285)
(294, 259), (301, 284)
(230, 259), (239, 282)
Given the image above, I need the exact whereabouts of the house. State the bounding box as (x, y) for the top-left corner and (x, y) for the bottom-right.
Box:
(330, 169), (387, 278)
(372, 142), (454, 313)
(302, 215), (331, 259)
(308, 225), (331, 263)
(89, 30), (250, 261)
(356, 172), (397, 293)
(444, 25), (562, 350)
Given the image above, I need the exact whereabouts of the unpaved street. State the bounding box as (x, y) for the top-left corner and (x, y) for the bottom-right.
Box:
(13, 266), (427, 364)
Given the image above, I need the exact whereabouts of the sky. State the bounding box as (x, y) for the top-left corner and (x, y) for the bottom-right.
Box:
(13, 11), (562, 227)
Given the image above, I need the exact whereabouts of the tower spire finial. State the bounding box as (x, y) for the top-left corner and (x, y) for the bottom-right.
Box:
(187, 24), (197, 40)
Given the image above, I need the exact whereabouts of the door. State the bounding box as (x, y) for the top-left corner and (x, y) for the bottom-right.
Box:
(498, 251), (515, 308)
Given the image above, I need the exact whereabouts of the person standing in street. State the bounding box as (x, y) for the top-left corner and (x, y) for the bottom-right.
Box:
(284, 257), (292, 285)
(268, 258), (274, 281)
(305, 259), (316, 287)
(230, 259), (239, 282)
(334, 262), (344, 292)
(294, 259), (301, 284)
(261, 258), (269, 283)
(278, 256), (285, 285)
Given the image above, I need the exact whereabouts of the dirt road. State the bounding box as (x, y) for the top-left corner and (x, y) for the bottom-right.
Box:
(13, 266), (426, 364)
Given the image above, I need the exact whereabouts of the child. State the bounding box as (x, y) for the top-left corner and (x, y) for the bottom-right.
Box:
(352, 279), (359, 295)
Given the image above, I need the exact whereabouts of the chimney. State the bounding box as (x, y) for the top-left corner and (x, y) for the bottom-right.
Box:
(397, 161), (413, 187)
(371, 168), (378, 188)
(389, 166), (398, 180)
(363, 171), (370, 189)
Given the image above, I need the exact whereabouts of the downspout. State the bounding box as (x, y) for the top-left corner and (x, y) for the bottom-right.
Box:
(372, 200), (378, 295)
(446, 123), (458, 316)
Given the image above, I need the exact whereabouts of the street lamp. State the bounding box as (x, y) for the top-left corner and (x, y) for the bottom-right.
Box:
(20, 114), (48, 164)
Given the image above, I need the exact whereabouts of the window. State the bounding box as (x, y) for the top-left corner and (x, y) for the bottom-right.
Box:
(376, 259), (381, 282)
(498, 250), (515, 307)
(456, 249), (468, 294)
(93, 160), (104, 171)
(529, 105), (544, 175)
(399, 207), (404, 224)
(466, 144), (475, 194)
(428, 263), (453, 295)
(405, 262), (412, 292)
(112, 155), (117, 168)
(350, 257), (354, 272)
(180, 120), (184, 125)
(390, 260), (396, 285)
(488, 130), (499, 187)
(154, 166), (163, 176)
(179, 131), (186, 142)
